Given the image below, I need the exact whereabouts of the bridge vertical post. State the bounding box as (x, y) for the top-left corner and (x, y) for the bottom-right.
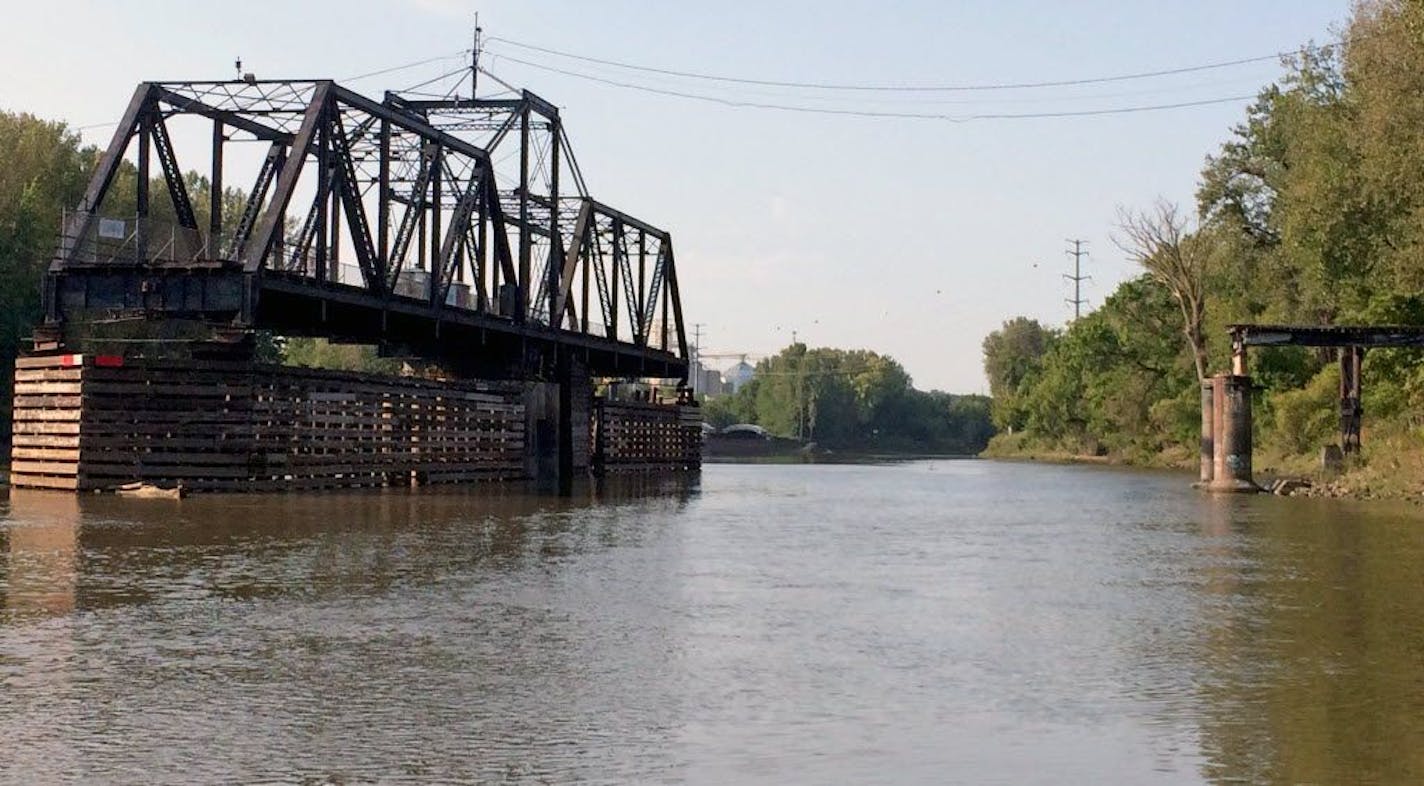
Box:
(314, 112), (329, 281)
(610, 219), (622, 339)
(210, 119), (224, 249)
(549, 115), (562, 326)
(378, 118), (390, 284)
(518, 100), (530, 322)
(1340, 345), (1364, 454)
(1208, 374), (1257, 492)
(429, 144), (442, 305)
(136, 109), (151, 264)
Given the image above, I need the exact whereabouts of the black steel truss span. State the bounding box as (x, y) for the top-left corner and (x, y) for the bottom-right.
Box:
(46, 79), (688, 380)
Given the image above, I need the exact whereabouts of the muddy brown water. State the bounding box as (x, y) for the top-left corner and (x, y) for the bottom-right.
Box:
(2, 461), (1423, 784)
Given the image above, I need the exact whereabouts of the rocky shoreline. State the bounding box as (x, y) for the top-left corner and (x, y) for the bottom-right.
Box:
(1266, 476), (1424, 502)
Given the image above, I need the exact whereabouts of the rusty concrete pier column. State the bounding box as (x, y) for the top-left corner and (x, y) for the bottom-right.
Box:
(1208, 374), (1257, 492)
(1339, 345), (1364, 454)
(1199, 379), (1216, 485)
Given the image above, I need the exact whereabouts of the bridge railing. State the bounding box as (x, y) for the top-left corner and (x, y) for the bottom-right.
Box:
(58, 210), (234, 268)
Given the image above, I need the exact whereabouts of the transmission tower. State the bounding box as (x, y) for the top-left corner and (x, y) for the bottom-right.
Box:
(1064, 239), (1090, 320)
(689, 322), (706, 394)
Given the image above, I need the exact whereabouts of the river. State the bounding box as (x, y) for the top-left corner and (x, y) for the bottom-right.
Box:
(2, 460), (1423, 784)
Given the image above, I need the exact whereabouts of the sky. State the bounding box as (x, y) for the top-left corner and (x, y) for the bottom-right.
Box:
(0, 0), (1352, 393)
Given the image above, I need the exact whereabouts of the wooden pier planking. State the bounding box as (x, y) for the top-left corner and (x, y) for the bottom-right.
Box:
(9, 355), (701, 493)
(593, 399), (702, 474)
(9, 355), (528, 492)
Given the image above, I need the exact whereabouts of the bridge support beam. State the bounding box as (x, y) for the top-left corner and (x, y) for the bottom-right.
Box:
(523, 354), (591, 491)
(1200, 374), (1257, 493)
(1339, 346), (1364, 454)
(557, 347), (575, 494)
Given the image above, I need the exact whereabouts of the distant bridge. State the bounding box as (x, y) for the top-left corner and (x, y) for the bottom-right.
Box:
(43, 78), (689, 381)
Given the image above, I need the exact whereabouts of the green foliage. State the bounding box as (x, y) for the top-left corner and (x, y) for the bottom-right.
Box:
(999, 276), (1195, 458)
(708, 343), (994, 453)
(0, 112), (95, 442)
(994, 0), (1424, 463)
(700, 396), (739, 430)
(282, 338), (401, 375)
(1269, 367), (1341, 455)
(981, 317), (1057, 431)
(0, 108), (345, 447)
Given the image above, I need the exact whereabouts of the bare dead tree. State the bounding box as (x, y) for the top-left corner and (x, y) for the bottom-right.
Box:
(1115, 199), (1211, 381)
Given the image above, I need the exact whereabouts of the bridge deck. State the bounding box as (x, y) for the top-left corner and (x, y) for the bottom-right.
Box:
(50, 261), (685, 379)
(1229, 324), (1424, 348)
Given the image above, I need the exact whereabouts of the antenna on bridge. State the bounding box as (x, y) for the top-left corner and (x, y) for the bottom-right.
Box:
(471, 14), (482, 97)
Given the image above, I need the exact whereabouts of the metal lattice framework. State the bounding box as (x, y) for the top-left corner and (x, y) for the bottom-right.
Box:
(45, 79), (688, 380)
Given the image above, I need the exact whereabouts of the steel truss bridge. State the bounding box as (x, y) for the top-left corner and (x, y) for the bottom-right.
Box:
(44, 78), (689, 380)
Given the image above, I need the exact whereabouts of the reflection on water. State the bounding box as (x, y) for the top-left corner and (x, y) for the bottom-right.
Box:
(2, 463), (1423, 784)
(3, 492), (79, 618)
(1191, 495), (1424, 784)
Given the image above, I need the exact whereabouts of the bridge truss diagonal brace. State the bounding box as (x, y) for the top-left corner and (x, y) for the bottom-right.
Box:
(434, 162), (487, 308)
(485, 176), (520, 320)
(329, 111), (381, 292)
(149, 112), (198, 231)
(54, 84), (154, 270)
(240, 81), (334, 275)
(553, 200), (594, 331)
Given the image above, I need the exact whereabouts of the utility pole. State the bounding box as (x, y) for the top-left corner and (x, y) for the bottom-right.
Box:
(1064, 238), (1090, 320)
(690, 322), (706, 395)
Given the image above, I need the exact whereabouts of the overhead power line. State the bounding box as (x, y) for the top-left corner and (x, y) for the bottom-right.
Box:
(487, 52), (1257, 121)
(485, 34), (1340, 93)
(341, 49), (471, 83)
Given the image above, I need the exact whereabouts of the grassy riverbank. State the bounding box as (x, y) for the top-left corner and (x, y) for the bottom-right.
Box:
(980, 432), (1195, 470)
(1254, 430), (1424, 501)
(985, 428), (1424, 502)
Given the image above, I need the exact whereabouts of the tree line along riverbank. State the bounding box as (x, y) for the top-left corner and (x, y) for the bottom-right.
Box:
(701, 344), (995, 456)
(981, 0), (1424, 502)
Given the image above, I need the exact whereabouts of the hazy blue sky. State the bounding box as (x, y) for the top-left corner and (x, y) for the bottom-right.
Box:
(2, 1), (1350, 391)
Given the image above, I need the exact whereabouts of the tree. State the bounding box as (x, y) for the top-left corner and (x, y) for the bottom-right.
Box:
(1116, 200), (1212, 381)
(282, 338), (400, 375)
(707, 343), (994, 452)
(981, 317), (1056, 430)
(0, 112), (95, 443)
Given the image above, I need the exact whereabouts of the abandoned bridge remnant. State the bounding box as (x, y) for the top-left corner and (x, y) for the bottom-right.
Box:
(10, 77), (699, 492)
(1198, 324), (1424, 492)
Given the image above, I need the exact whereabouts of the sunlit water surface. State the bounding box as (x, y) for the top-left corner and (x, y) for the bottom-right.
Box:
(3, 461), (1424, 784)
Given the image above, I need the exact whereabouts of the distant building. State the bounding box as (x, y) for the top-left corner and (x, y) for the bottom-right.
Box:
(725, 360), (755, 393)
(697, 366), (726, 397)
